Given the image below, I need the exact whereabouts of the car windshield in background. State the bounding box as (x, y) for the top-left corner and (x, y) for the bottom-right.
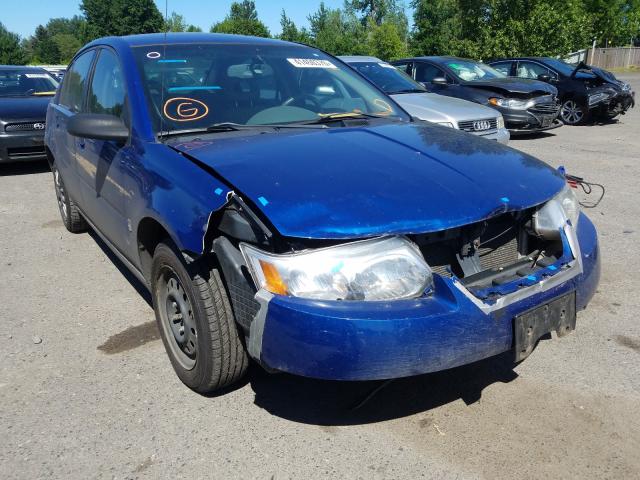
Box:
(132, 43), (408, 133)
(349, 61), (426, 95)
(445, 61), (506, 82)
(0, 70), (59, 97)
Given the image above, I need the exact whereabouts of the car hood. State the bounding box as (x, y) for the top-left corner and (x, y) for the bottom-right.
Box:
(463, 77), (556, 96)
(170, 122), (565, 239)
(391, 92), (499, 123)
(0, 96), (52, 122)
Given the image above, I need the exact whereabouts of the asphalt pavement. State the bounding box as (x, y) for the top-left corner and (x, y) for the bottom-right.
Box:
(1, 74), (639, 480)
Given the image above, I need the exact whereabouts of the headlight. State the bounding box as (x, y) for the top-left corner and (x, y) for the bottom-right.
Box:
(240, 237), (433, 301)
(496, 115), (505, 129)
(588, 92), (610, 106)
(435, 121), (455, 128)
(533, 185), (580, 239)
(488, 97), (535, 110)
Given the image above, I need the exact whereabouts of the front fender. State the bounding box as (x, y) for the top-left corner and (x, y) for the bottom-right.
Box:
(126, 142), (232, 256)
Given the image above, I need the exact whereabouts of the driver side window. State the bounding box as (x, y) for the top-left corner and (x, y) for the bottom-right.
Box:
(58, 50), (96, 113)
(87, 49), (128, 123)
(414, 63), (447, 83)
(516, 61), (556, 80)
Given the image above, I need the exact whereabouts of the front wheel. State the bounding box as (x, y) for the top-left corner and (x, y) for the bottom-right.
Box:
(560, 99), (588, 125)
(151, 243), (248, 393)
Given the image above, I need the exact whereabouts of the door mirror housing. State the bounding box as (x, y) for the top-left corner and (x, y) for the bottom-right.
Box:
(431, 77), (448, 86)
(67, 113), (129, 143)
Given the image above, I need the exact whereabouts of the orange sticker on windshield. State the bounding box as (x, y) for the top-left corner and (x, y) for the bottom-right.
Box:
(163, 97), (209, 122)
(373, 98), (393, 115)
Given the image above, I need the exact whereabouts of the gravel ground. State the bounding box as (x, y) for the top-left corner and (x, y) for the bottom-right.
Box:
(1, 74), (639, 480)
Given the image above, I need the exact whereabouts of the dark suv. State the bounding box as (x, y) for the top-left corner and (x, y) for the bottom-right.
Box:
(392, 56), (562, 135)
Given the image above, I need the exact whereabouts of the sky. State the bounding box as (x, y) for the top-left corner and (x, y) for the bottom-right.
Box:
(3, 0), (412, 39)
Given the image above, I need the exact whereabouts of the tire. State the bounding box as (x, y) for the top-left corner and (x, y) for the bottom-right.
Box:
(560, 99), (588, 125)
(52, 163), (88, 233)
(151, 242), (248, 393)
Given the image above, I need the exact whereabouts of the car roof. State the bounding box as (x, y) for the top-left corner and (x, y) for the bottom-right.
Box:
(339, 56), (384, 63)
(84, 32), (295, 50)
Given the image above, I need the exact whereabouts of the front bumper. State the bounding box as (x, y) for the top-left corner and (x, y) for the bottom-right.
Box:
(0, 131), (47, 164)
(248, 213), (600, 380)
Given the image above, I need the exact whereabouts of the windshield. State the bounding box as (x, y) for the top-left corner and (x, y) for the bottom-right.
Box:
(347, 61), (426, 95)
(0, 70), (59, 97)
(444, 60), (506, 82)
(133, 43), (407, 133)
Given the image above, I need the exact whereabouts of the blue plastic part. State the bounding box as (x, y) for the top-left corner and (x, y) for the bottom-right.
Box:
(158, 59), (188, 63)
(214, 187), (224, 196)
(258, 196), (269, 206)
(257, 214), (600, 381)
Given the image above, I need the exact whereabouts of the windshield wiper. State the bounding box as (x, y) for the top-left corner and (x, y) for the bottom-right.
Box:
(158, 122), (327, 139)
(387, 88), (427, 94)
(302, 111), (392, 125)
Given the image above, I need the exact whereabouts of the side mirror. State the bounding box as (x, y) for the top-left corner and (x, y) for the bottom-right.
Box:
(67, 113), (129, 143)
(431, 77), (448, 86)
(537, 74), (552, 83)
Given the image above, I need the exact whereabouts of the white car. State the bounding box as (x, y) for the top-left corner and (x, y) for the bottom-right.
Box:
(340, 56), (510, 144)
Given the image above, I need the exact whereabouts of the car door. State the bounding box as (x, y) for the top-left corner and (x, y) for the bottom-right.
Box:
(49, 49), (96, 200)
(75, 47), (132, 251)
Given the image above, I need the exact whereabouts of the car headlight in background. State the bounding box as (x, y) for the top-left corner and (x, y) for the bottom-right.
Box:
(241, 237), (433, 301)
(533, 184), (580, 239)
(488, 97), (535, 110)
(496, 115), (505, 129)
(435, 121), (455, 128)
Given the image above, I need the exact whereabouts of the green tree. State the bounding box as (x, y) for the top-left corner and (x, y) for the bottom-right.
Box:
(210, 1), (270, 37)
(307, 3), (368, 55)
(80, 0), (164, 39)
(166, 12), (188, 32)
(31, 25), (61, 64)
(186, 25), (203, 32)
(366, 20), (408, 60)
(0, 22), (27, 65)
(279, 10), (312, 43)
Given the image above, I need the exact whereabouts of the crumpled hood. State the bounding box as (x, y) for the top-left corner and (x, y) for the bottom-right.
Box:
(171, 122), (565, 239)
(464, 77), (556, 95)
(392, 92), (498, 123)
(0, 96), (51, 122)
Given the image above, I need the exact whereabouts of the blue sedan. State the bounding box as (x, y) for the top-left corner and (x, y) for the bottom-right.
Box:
(45, 33), (600, 393)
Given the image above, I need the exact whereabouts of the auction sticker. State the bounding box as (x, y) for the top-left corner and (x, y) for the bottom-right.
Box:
(287, 58), (337, 69)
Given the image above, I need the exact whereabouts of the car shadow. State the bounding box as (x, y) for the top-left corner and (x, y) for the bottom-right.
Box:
(0, 161), (50, 176)
(87, 229), (152, 307)
(245, 351), (519, 426)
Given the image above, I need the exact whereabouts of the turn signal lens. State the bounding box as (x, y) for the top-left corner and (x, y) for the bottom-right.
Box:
(259, 260), (289, 295)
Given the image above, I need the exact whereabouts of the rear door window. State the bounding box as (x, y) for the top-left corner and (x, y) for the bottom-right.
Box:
(58, 50), (96, 112)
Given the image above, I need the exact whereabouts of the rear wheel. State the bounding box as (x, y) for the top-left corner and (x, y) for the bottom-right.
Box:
(52, 164), (88, 233)
(560, 99), (588, 125)
(151, 243), (248, 393)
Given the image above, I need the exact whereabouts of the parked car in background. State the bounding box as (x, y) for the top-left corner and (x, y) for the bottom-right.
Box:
(0, 66), (59, 164)
(488, 57), (635, 125)
(340, 56), (509, 144)
(46, 33), (600, 394)
(393, 56), (562, 135)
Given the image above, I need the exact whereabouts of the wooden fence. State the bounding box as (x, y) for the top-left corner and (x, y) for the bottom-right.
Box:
(587, 47), (640, 69)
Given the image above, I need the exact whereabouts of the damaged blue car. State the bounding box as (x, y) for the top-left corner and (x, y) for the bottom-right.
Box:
(45, 34), (600, 393)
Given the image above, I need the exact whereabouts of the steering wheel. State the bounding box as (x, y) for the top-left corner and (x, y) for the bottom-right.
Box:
(282, 94), (321, 110)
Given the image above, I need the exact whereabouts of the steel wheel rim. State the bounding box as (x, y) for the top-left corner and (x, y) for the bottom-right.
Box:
(53, 168), (68, 221)
(561, 100), (583, 124)
(157, 267), (197, 370)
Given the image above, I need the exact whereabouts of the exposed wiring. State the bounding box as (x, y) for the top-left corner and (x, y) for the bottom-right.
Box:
(565, 174), (606, 208)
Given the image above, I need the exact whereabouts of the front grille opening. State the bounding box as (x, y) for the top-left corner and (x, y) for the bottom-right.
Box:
(411, 210), (563, 288)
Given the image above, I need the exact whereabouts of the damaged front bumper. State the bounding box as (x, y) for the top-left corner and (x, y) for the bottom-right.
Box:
(245, 213), (600, 381)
